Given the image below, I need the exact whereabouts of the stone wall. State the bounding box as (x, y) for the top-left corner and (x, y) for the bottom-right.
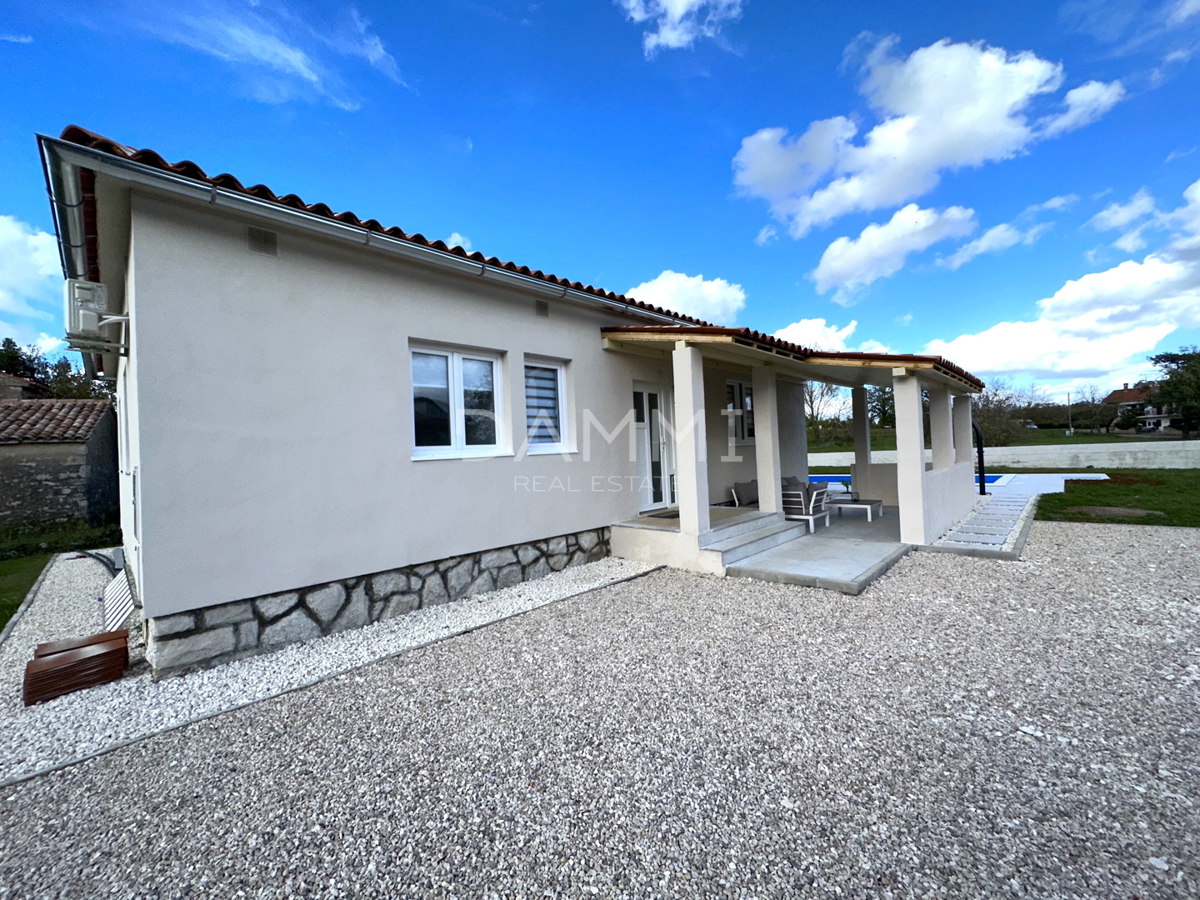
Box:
(145, 526), (611, 676)
(0, 443), (90, 528)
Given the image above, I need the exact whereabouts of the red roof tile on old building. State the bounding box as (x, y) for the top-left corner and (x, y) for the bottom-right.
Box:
(0, 399), (112, 444)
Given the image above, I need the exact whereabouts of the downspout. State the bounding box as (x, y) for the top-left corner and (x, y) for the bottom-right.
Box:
(972, 421), (986, 496)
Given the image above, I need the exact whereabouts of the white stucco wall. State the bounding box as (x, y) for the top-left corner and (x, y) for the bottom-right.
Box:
(126, 192), (679, 617)
(921, 461), (977, 542)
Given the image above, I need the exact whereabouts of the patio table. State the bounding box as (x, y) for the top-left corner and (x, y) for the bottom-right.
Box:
(827, 498), (884, 522)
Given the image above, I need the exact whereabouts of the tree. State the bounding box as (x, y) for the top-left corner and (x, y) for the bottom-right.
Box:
(1148, 346), (1200, 439)
(972, 377), (1023, 447)
(804, 380), (845, 424)
(866, 385), (895, 427)
(0, 338), (111, 398)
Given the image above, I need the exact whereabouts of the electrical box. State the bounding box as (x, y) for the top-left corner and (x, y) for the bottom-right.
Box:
(65, 279), (109, 336)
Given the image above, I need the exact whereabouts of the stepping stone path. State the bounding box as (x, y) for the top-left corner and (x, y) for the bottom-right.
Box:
(931, 493), (1037, 558)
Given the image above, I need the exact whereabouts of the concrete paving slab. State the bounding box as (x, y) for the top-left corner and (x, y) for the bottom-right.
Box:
(727, 537), (910, 595)
(953, 525), (1010, 536)
(946, 532), (1008, 545)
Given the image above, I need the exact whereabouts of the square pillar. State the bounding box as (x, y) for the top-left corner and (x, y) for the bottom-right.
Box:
(752, 365), (782, 514)
(928, 387), (954, 470)
(672, 342), (710, 536)
(778, 380), (808, 483)
(953, 394), (973, 463)
(851, 386), (872, 501)
(893, 369), (927, 545)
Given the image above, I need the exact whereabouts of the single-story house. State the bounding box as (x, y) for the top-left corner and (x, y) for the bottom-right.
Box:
(39, 126), (984, 676)
(1102, 383), (1176, 432)
(0, 398), (117, 528)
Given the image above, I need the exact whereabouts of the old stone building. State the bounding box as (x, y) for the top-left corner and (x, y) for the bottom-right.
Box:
(0, 399), (118, 528)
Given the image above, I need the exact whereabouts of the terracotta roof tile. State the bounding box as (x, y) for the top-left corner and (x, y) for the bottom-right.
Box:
(0, 399), (112, 444)
(58, 125), (709, 327)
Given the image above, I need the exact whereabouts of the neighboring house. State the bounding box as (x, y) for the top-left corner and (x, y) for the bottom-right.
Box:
(1102, 383), (1174, 432)
(0, 399), (118, 528)
(39, 126), (985, 677)
(0, 373), (50, 400)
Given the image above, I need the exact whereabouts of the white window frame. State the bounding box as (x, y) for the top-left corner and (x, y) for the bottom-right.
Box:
(411, 346), (506, 460)
(726, 378), (755, 444)
(522, 357), (570, 455)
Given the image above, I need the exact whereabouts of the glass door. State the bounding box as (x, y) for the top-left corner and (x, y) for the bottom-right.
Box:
(633, 386), (674, 511)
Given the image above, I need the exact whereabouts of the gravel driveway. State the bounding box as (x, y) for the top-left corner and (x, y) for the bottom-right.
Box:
(1, 521), (1197, 899)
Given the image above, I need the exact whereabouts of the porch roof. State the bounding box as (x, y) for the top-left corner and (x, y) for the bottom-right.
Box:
(601, 326), (984, 393)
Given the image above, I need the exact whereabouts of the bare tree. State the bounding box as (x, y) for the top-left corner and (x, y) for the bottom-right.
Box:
(804, 380), (845, 423)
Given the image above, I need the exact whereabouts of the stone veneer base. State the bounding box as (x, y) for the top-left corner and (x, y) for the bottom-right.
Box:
(145, 527), (610, 676)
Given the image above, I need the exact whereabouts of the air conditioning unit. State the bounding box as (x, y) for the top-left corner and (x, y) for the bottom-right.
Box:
(65, 279), (109, 336)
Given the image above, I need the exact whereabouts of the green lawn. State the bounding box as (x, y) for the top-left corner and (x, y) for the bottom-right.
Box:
(809, 428), (1164, 455)
(1036, 469), (1200, 527)
(809, 466), (1200, 529)
(0, 555), (51, 632)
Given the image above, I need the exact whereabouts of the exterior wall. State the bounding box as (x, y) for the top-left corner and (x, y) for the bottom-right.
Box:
(851, 462), (899, 506)
(146, 526), (610, 675)
(0, 443), (89, 527)
(702, 363), (763, 504)
(921, 461), (977, 542)
(126, 192), (665, 619)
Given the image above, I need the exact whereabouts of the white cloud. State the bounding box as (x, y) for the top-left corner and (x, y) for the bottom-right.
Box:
(627, 270), (746, 324)
(1168, 0), (1200, 26)
(616, 0), (742, 56)
(773, 318), (891, 353)
(1027, 193), (1079, 212)
(0, 215), (60, 320)
(1089, 187), (1158, 231)
(140, 1), (404, 110)
(1, 34), (33, 43)
(939, 221), (1050, 270)
(897, 312), (913, 325)
(733, 36), (1122, 237)
(754, 225), (777, 246)
(445, 232), (473, 252)
(1040, 79), (1126, 137)
(36, 334), (67, 354)
(813, 204), (976, 301)
(925, 177), (1200, 379)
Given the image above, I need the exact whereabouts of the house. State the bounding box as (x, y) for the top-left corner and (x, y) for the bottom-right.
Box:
(1102, 383), (1174, 432)
(39, 126), (984, 677)
(0, 398), (118, 528)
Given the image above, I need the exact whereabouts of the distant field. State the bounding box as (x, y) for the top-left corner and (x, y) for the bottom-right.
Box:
(810, 428), (1165, 455)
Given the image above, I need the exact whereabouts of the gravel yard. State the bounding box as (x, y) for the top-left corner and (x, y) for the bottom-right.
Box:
(1, 520), (1198, 899)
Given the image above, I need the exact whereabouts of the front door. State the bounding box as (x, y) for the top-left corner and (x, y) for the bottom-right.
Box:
(633, 386), (675, 511)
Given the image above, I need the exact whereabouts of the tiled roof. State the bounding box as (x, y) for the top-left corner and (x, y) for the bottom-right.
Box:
(0, 399), (112, 444)
(601, 325), (985, 390)
(58, 125), (709, 327)
(1103, 387), (1148, 405)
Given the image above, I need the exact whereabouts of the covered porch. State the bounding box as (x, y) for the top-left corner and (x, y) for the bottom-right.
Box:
(603, 326), (983, 592)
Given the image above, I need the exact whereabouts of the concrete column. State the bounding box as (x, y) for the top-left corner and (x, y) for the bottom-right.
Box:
(928, 387), (954, 470)
(893, 370), (927, 545)
(752, 365), (782, 514)
(778, 380), (808, 483)
(851, 386), (872, 501)
(953, 394), (973, 463)
(672, 342), (710, 536)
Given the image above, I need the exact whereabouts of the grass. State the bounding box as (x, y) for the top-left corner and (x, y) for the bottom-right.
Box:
(0, 554), (51, 632)
(1036, 469), (1200, 527)
(811, 465), (1200, 529)
(809, 428), (1164, 455)
(0, 519), (122, 562)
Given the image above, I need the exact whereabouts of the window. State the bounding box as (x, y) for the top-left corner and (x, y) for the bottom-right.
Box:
(412, 347), (504, 458)
(524, 361), (568, 453)
(726, 379), (755, 442)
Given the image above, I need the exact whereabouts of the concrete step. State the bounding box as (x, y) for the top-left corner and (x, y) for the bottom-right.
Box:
(704, 521), (808, 565)
(697, 511), (781, 548)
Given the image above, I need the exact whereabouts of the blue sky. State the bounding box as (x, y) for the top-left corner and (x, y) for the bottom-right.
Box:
(2, 0), (1199, 397)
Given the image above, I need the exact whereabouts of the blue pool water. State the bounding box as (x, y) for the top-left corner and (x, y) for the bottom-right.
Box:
(809, 474), (1002, 484)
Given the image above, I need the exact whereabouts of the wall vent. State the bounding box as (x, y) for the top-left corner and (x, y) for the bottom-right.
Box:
(247, 226), (278, 257)
(535, 299), (550, 318)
